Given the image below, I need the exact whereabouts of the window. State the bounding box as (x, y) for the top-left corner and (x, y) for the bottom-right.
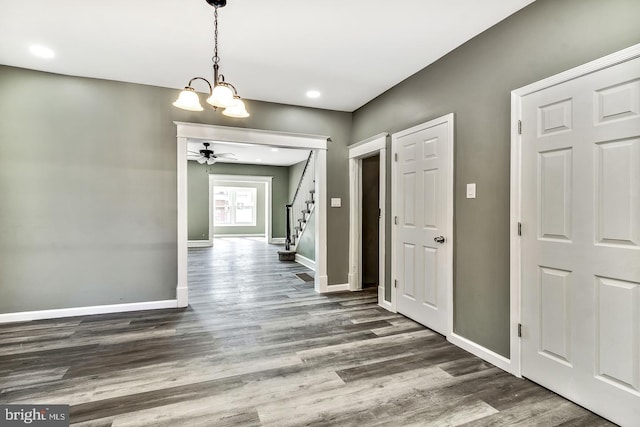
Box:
(213, 186), (257, 226)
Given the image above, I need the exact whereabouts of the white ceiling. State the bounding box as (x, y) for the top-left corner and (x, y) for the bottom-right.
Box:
(187, 140), (310, 166)
(0, 0), (535, 112)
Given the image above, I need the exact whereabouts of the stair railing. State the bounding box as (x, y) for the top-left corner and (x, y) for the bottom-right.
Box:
(286, 151), (315, 248)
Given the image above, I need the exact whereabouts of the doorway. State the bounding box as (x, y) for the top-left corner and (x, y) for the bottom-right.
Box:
(361, 155), (380, 289)
(209, 175), (272, 243)
(511, 44), (640, 426)
(348, 133), (387, 307)
(391, 113), (454, 337)
(176, 123), (330, 304)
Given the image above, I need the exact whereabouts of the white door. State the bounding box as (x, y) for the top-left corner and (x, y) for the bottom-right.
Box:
(521, 56), (640, 426)
(393, 116), (452, 335)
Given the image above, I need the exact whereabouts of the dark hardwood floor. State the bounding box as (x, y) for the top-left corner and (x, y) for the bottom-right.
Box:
(0, 238), (613, 426)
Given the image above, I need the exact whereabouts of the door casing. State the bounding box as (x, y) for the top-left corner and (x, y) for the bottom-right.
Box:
(348, 133), (388, 308)
(391, 113), (455, 335)
(510, 42), (640, 378)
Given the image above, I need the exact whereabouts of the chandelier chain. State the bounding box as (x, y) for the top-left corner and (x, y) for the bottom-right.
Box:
(213, 7), (220, 65)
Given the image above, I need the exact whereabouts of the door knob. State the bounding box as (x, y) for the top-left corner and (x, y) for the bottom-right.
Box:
(434, 236), (446, 244)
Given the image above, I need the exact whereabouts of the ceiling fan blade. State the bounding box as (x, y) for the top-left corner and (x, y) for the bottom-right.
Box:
(188, 150), (200, 154)
(214, 153), (236, 158)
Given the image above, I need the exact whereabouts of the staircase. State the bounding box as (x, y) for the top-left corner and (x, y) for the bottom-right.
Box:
(279, 152), (315, 260)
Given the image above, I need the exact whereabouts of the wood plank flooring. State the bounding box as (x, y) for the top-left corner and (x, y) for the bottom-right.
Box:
(0, 238), (614, 426)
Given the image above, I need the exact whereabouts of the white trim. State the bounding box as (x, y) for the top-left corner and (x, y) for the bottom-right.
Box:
(378, 286), (394, 312)
(0, 300), (178, 324)
(188, 239), (213, 248)
(270, 237), (286, 244)
(325, 283), (350, 293)
(391, 113), (455, 335)
(176, 122), (330, 304)
(177, 137), (189, 308)
(509, 42), (640, 379)
(209, 174), (272, 243)
(348, 133), (388, 310)
(509, 90), (523, 378)
(175, 122), (329, 150)
(348, 133), (388, 159)
(448, 333), (513, 374)
(314, 148), (329, 293)
(213, 234), (265, 238)
(511, 43), (640, 99)
(295, 254), (316, 271)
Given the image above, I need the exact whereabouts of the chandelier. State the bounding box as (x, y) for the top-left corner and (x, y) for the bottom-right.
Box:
(173, 0), (249, 118)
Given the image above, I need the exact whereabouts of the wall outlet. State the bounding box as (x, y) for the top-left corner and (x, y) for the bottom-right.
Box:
(331, 198), (342, 207)
(466, 183), (477, 199)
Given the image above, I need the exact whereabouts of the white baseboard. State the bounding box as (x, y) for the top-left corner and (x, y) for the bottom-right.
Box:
(448, 332), (513, 374)
(177, 286), (188, 308)
(348, 273), (357, 291)
(270, 238), (286, 244)
(295, 254), (316, 271)
(213, 234), (265, 238)
(378, 286), (395, 312)
(315, 275), (329, 293)
(188, 239), (213, 248)
(0, 300), (179, 324)
(325, 283), (350, 293)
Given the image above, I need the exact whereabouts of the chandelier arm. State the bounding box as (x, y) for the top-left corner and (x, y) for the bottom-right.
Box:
(218, 81), (239, 97)
(187, 77), (213, 95)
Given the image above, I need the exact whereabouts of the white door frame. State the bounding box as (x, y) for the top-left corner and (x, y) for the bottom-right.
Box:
(391, 113), (455, 334)
(348, 133), (388, 308)
(510, 43), (640, 378)
(176, 122), (330, 306)
(209, 174), (272, 241)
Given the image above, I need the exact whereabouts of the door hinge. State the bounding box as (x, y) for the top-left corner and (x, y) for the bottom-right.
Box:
(518, 120), (522, 135)
(379, 208), (382, 219)
(518, 323), (522, 338)
(394, 279), (398, 288)
(518, 222), (522, 236)
(394, 153), (398, 162)
(394, 216), (399, 225)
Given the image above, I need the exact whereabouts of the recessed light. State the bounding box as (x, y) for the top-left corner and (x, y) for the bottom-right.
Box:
(306, 90), (321, 99)
(271, 148), (279, 152)
(29, 45), (55, 59)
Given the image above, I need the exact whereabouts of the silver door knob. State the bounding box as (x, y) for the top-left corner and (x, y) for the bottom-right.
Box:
(434, 236), (445, 244)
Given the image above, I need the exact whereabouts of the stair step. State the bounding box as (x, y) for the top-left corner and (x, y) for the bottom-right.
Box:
(305, 200), (314, 205)
(301, 209), (310, 214)
(309, 189), (315, 194)
(298, 218), (306, 223)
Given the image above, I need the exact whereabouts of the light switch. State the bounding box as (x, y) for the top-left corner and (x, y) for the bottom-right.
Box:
(331, 198), (342, 207)
(466, 183), (476, 199)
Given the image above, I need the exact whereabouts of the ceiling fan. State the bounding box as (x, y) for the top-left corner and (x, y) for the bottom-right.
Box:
(189, 142), (236, 165)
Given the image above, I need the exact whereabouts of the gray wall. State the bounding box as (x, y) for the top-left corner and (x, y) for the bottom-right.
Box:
(296, 209), (315, 261)
(0, 65), (352, 314)
(288, 159), (308, 202)
(187, 161), (286, 239)
(351, 0), (640, 357)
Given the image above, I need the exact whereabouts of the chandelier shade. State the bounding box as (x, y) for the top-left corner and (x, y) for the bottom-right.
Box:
(173, 87), (204, 111)
(173, 0), (249, 117)
(206, 84), (235, 108)
(222, 97), (250, 118)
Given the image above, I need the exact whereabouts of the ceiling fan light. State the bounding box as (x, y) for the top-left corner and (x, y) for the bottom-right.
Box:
(223, 98), (250, 118)
(173, 87), (204, 111)
(207, 157), (217, 165)
(197, 157), (207, 164)
(207, 84), (235, 108)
